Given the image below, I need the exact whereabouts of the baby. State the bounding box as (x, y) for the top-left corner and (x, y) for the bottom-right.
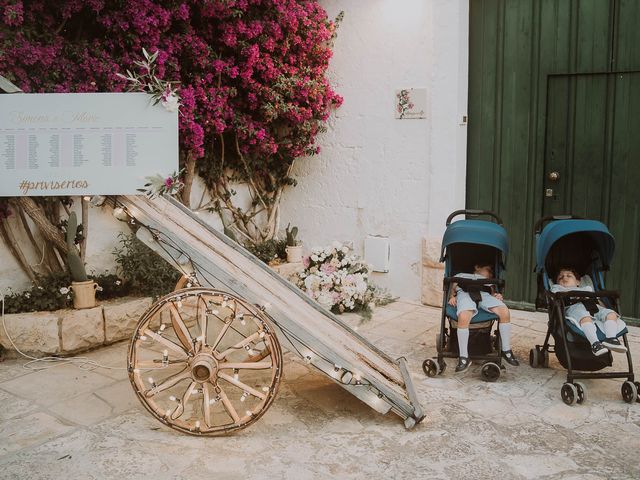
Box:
(551, 268), (627, 356)
(448, 263), (518, 372)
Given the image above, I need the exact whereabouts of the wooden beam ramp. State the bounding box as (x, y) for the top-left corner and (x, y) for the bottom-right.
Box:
(119, 195), (424, 429)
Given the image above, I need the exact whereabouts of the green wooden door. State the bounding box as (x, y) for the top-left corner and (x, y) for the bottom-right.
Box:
(467, 0), (640, 318)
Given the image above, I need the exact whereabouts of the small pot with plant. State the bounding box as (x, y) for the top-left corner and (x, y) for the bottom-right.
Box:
(66, 211), (97, 309)
(285, 223), (303, 263)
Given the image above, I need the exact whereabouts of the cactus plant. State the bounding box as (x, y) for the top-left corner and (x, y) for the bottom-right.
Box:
(66, 212), (88, 282)
(285, 223), (299, 247)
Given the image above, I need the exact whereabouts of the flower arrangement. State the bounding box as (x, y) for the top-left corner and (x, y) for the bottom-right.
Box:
(296, 242), (379, 317)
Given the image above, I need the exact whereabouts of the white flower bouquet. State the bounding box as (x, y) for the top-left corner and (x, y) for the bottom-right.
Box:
(296, 241), (380, 317)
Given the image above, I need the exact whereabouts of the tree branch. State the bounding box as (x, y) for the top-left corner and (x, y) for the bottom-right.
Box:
(16, 197), (68, 255)
(0, 217), (37, 282)
(80, 197), (88, 261)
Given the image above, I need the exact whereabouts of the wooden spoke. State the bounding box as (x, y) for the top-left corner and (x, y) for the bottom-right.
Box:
(218, 332), (261, 360)
(218, 385), (240, 424)
(219, 362), (272, 370)
(170, 381), (197, 420)
(135, 359), (187, 369)
(218, 373), (267, 400)
(210, 318), (233, 352)
(129, 288), (282, 436)
(248, 345), (271, 362)
(145, 369), (191, 397)
(198, 295), (208, 344)
(203, 383), (212, 428)
(169, 303), (194, 352)
(143, 329), (188, 356)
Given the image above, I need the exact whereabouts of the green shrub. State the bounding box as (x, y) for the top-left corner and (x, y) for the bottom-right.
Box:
(245, 238), (287, 264)
(1, 271), (130, 314)
(2, 272), (73, 314)
(113, 233), (181, 299)
(92, 272), (130, 300)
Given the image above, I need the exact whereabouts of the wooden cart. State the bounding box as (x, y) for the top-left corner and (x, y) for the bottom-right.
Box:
(118, 195), (424, 435)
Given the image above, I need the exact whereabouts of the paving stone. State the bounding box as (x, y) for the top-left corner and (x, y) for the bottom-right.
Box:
(0, 363), (115, 407)
(0, 388), (38, 422)
(0, 411), (74, 456)
(79, 340), (130, 381)
(94, 380), (141, 415)
(0, 303), (638, 479)
(47, 392), (115, 426)
(506, 454), (579, 479)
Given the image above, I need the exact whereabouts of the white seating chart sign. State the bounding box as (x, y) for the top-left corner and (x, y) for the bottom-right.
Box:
(0, 92), (178, 196)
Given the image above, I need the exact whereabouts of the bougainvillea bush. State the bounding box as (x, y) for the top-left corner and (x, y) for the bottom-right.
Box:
(0, 0), (343, 244)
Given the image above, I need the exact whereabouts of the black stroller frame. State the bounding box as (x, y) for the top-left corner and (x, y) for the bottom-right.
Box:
(423, 209), (509, 382)
(531, 215), (639, 405)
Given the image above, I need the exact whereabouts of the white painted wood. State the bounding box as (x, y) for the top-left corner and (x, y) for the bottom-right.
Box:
(119, 195), (424, 427)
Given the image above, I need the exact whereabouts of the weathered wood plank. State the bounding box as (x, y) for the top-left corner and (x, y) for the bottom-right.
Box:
(120, 195), (424, 427)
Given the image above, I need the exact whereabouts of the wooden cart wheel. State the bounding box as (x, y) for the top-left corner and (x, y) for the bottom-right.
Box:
(128, 287), (283, 436)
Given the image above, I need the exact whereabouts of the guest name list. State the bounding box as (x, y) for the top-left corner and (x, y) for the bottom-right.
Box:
(0, 93), (178, 196)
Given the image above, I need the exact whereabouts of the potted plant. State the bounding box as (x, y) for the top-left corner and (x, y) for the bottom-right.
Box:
(285, 224), (303, 263)
(66, 212), (97, 309)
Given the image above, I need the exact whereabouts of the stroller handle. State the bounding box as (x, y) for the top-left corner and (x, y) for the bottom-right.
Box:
(534, 214), (583, 234)
(445, 209), (503, 226)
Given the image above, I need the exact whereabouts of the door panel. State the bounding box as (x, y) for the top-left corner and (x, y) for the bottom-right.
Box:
(542, 72), (640, 317)
(468, 0), (640, 319)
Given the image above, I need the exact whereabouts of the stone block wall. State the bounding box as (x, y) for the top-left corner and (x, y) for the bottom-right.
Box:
(421, 237), (444, 307)
(0, 296), (152, 358)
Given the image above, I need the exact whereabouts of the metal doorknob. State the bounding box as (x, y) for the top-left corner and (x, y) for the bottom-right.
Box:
(548, 171), (560, 181)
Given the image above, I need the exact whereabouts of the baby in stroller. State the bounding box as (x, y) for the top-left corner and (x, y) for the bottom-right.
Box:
(423, 209), (516, 382)
(449, 263), (519, 372)
(551, 267), (627, 356)
(531, 215), (637, 404)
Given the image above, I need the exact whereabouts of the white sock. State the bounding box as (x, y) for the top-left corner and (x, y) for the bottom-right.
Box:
(499, 323), (511, 351)
(457, 328), (469, 358)
(604, 319), (618, 339)
(581, 322), (599, 345)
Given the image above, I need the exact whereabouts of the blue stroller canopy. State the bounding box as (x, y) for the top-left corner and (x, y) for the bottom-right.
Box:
(440, 219), (509, 264)
(535, 219), (615, 273)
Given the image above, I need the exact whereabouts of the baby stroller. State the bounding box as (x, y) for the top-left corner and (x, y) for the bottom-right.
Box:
(423, 209), (509, 382)
(531, 215), (637, 405)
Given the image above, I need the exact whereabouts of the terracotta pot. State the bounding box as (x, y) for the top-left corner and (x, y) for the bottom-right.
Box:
(285, 245), (304, 263)
(70, 280), (98, 309)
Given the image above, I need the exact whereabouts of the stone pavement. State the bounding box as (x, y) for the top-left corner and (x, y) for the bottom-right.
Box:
(1, 300), (639, 479)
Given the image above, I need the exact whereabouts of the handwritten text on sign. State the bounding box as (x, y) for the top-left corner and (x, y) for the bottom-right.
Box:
(0, 92), (178, 196)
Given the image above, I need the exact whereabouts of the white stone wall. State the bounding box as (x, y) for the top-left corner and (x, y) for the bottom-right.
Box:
(279, 0), (469, 300)
(0, 1), (470, 302)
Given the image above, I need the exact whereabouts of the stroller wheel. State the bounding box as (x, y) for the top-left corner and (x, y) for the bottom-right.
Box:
(574, 381), (587, 404)
(621, 381), (638, 403)
(529, 348), (539, 368)
(422, 358), (439, 378)
(480, 362), (501, 382)
(635, 382), (640, 402)
(561, 383), (578, 405)
(542, 350), (550, 368)
(438, 359), (447, 375)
